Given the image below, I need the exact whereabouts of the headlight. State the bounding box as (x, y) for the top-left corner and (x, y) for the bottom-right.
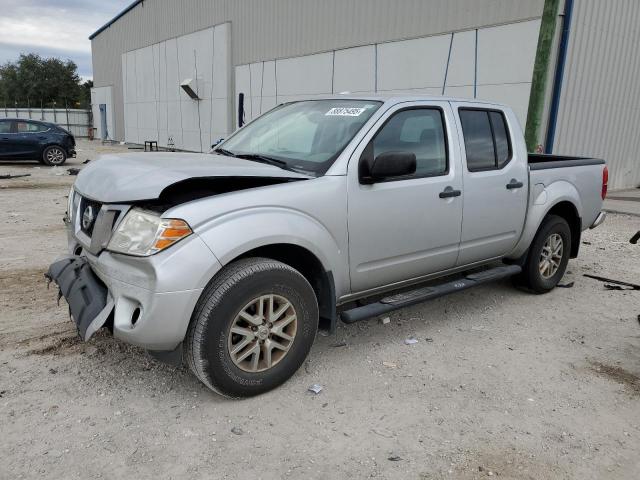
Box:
(107, 209), (192, 256)
(67, 188), (75, 222)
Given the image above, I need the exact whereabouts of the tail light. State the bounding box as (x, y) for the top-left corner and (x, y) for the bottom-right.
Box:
(601, 166), (608, 200)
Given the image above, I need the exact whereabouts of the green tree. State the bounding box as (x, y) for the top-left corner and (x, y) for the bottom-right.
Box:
(0, 53), (88, 109)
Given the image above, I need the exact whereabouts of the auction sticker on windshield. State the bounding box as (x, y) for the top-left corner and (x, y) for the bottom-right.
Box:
(325, 107), (366, 116)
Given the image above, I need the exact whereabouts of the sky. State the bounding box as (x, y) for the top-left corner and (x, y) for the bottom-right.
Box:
(0, 0), (132, 81)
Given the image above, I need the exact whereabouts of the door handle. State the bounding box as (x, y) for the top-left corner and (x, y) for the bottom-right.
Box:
(439, 186), (462, 198)
(506, 179), (524, 189)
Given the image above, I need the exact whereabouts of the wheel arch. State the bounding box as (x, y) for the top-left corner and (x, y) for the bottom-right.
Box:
(546, 201), (581, 258)
(231, 243), (337, 334)
(41, 143), (67, 161)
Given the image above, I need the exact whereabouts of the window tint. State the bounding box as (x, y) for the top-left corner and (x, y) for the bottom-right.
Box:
(0, 120), (11, 133)
(459, 109), (512, 171)
(372, 108), (447, 177)
(17, 122), (46, 133)
(459, 110), (495, 171)
(490, 111), (510, 167)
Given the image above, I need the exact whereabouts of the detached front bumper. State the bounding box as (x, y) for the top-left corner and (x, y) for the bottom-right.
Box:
(51, 228), (223, 351)
(46, 256), (113, 341)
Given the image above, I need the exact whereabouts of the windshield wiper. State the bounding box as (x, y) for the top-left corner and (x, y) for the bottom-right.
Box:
(234, 153), (294, 171)
(214, 147), (237, 157)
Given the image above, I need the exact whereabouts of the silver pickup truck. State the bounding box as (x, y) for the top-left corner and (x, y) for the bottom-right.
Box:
(48, 96), (608, 397)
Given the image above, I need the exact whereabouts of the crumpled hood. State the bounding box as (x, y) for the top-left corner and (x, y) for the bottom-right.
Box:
(74, 152), (310, 202)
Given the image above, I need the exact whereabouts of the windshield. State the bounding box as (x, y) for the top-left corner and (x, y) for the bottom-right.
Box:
(217, 100), (382, 175)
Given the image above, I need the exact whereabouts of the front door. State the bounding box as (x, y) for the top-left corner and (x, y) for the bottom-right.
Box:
(347, 101), (463, 294)
(0, 120), (12, 157)
(452, 103), (528, 265)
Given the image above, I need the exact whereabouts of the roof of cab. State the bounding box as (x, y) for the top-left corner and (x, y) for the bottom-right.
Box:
(283, 94), (507, 108)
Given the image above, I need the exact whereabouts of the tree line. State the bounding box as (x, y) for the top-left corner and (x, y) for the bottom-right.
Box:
(0, 53), (92, 110)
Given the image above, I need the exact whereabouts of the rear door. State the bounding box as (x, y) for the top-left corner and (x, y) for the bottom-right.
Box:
(452, 103), (528, 265)
(14, 121), (48, 157)
(347, 101), (464, 293)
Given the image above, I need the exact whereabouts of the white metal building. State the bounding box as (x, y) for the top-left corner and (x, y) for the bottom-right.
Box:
(90, 0), (640, 189)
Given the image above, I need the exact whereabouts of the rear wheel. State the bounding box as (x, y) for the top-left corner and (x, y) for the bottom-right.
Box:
(42, 145), (67, 166)
(185, 257), (319, 397)
(520, 215), (571, 293)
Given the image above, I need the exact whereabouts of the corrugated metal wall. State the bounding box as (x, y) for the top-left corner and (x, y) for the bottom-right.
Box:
(553, 0), (640, 190)
(91, 0), (544, 140)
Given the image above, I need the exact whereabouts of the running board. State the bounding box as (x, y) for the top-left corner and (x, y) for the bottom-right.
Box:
(340, 265), (521, 324)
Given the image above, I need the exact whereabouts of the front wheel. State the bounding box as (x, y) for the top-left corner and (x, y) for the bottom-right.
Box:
(185, 257), (319, 397)
(42, 145), (67, 166)
(520, 215), (571, 293)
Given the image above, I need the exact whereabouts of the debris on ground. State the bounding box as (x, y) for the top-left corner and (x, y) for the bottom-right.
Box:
(425, 337), (434, 342)
(308, 384), (323, 394)
(557, 282), (575, 288)
(604, 284), (632, 291)
(230, 426), (243, 435)
(630, 231), (640, 244)
(387, 453), (402, 461)
(404, 337), (418, 345)
(67, 168), (80, 176)
(382, 361), (397, 368)
(48, 368), (57, 374)
(0, 174), (31, 179)
(380, 317), (391, 325)
(82, 159), (91, 164)
(372, 428), (394, 438)
(584, 274), (640, 290)
(330, 341), (347, 348)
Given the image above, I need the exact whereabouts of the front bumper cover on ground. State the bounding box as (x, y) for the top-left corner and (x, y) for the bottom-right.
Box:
(46, 255), (114, 340)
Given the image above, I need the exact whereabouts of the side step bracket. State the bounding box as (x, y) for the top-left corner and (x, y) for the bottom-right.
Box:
(340, 265), (521, 324)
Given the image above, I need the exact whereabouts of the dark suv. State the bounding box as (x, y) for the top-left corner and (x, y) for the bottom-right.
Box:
(0, 118), (76, 166)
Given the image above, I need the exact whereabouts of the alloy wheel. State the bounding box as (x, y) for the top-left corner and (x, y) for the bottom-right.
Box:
(539, 233), (563, 279)
(227, 294), (297, 372)
(46, 147), (65, 165)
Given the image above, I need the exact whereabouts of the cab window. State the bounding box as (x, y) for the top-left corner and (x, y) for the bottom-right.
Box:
(0, 120), (11, 134)
(371, 108), (448, 178)
(459, 109), (512, 171)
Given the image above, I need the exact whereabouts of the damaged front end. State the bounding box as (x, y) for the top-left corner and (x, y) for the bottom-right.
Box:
(46, 256), (114, 340)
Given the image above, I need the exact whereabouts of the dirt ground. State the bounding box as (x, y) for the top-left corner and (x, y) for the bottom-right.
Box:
(1, 140), (639, 479)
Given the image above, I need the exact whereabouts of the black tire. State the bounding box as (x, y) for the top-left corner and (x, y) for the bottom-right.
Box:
(185, 257), (319, 398)
(520, 215), (571, 293)
(42, 145), (67, 166)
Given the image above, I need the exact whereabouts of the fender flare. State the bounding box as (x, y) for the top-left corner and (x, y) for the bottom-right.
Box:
(508, 180), (582, 259)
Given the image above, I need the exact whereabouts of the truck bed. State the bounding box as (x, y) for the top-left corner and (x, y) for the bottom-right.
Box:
(528, 153), (605, 170)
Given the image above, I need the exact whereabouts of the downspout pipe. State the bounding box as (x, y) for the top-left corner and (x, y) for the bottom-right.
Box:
(545, 0), (574, 153)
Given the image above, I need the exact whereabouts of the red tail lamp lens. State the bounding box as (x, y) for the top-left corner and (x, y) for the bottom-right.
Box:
(602, 166), (608, 200)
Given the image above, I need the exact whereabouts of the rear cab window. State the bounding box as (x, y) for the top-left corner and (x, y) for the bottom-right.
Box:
(0, 120), (12, 134)
(459, 108), (512, 171)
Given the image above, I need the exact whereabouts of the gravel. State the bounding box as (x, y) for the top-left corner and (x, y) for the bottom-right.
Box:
(1, 140), (639, 479)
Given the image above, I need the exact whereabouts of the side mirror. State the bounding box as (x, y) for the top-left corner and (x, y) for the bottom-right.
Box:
(360, 150), (416, 184)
